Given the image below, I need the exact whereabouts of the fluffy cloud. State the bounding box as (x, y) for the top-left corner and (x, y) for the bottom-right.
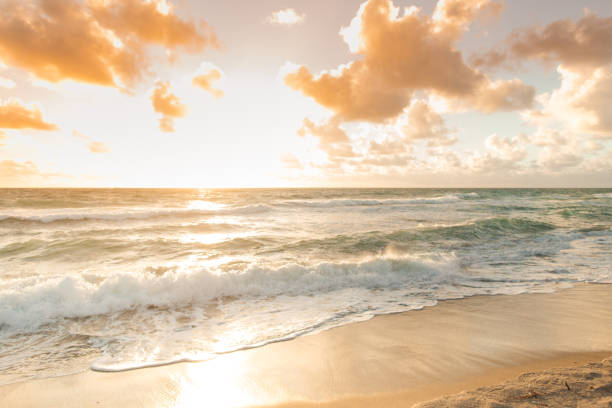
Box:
(432, 0), (504, 38)
(298, 116), (357, 158)
(465, 78), (535, 113)
(472, 12), (612, 142)
(400, 101), (456, 146)
(526, 128), (585, 172)
(0, 98), (58, 130)
(534, 66), (612, 138)
(285, 62), (410, 122)
(0, 0), (218, 89)
(484, 133), (527, 162)
(429, 134), (529, 174)
(268, 9), (305, 26)
(192, 63), (224, 98)
(88, 0), (217, 51)
(150, 80), (187, 132)
(291, 99), (460, 175)
(473, 13), (612, 70)
(284, 0), (533, 123)
(290, 114), (418, 174)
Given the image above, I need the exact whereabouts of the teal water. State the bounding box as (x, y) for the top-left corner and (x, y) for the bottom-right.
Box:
(0, 188), (611, 383)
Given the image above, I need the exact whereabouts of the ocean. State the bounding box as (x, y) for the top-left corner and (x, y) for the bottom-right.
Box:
(1, 188), (611, 384)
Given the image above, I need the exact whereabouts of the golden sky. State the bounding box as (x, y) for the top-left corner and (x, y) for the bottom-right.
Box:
(0, 0), (611, 187)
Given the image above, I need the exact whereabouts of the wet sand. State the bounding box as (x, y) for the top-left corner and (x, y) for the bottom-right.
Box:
(2, 284), (611, 407)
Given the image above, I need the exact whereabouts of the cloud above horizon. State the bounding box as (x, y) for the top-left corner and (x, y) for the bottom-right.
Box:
(284, 0), (533, 123)
(467, 12), (612, 141)
(472, 13), (612, 71)
(150, 80), (188, 132)
(0, 0), (219, 89)
(0, 99), (58, 131)
(192, 62), (224, 98)
(268, 9), (305, 26)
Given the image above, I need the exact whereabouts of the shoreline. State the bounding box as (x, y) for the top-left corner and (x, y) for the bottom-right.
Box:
(2, 283), (612, 407)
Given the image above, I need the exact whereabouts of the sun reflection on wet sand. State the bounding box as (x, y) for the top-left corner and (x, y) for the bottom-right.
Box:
(168, 352), (270, 408)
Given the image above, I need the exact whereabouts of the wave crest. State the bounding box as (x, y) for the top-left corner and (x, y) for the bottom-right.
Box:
(0, 255), (459, 332)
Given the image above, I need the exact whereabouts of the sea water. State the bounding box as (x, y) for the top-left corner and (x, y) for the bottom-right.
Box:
(0, 188), (611, 384)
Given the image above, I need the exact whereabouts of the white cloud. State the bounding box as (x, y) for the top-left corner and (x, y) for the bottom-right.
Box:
(268, 9), (305, 26)
(535, 66), (612, 138)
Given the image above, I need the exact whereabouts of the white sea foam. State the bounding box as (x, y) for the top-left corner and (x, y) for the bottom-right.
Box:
(0, 255), (459, 332)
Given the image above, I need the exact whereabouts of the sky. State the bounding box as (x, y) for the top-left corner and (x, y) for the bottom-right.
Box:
(0, 0), (611, 188)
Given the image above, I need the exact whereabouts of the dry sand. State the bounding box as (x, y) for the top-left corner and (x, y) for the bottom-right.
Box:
(1, 283), (611, 408)
(415, 356), (612, 408)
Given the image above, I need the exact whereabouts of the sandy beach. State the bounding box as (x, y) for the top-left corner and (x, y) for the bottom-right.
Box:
(1, 283), (611, 407)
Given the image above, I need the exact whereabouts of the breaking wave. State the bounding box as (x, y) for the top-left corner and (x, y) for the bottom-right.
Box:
(0, 255), (459, 332)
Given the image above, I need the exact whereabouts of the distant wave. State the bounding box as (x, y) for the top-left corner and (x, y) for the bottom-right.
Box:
(0, 204), (273, 225)
(277, 193), (479, 208)
(268, 217), (559, 256)
(0, 194), (486, 225)
(0, 234), (269, 261)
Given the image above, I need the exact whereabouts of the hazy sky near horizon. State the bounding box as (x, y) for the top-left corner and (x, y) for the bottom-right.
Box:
(1, 0), (611, 187)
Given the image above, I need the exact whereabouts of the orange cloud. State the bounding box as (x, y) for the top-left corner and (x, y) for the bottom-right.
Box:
(284, 0), (533, 122)
(0, 160), (40, 179)
(298, 116), (357, 158)
(89, 0), (218, 52)
(472, 12), (612, 141)
(474, 13), (612, 70)
(0, 98), (58, 130)
(150, 80), (187, 132)
(192, 63), (224, 98)
(400, 101), (456, 146)
(466, 78), (535, 113)
(0, 0), (218, 89)
(432, 0), (504, 38)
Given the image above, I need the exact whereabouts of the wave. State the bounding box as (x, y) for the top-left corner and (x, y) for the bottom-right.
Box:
(0, 204), (273, 225)
(0, 255), (459, 332)
(0, 193), (484, 226)
(269, 217), (558, 256)
(277, 193), (479, 208)
(0, 234), (270, 261)
(432, 217), (556, 239)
